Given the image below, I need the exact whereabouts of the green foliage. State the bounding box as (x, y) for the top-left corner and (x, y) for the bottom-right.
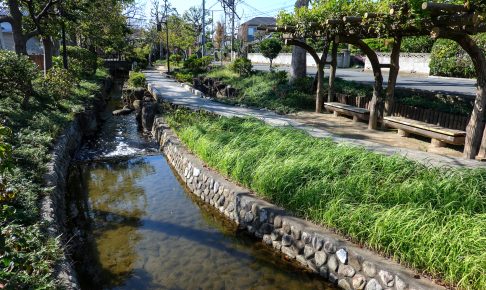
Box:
(207, 68), (314, 114)
(166, 109), (486, 290)
(0, 51), (37, 98)
(259, 38), (282, 65)
(430, 34), (486, 78)
(63, 46), (98, 77)
(174, 72), (194, 83)
(0, 62), (105, 288)
(401, 36), (435, 53)
(170, 54), (183, 63)
(128, 72), (147, 88)
(363, 38), (393, 52)
(183, 55), (212, 73)
(36, 67), (77, 101)
(0, 125), (13, 203)
(229, 57), (253, 76)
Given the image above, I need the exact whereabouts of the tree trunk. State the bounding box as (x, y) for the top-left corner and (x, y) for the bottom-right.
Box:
(316, 43), (330, 113)
(7, 0), (27, 55)
(291, 46), (307, 81)
(385, 36), (402, 116)
(433, 28), (486, 159)
(327, 41), (338, 103)
(42, 37), (53, 75)
(316, 63), (325, 113)
(338, 36), (383, 129)
(290, 0), (309, 82)
(477, 122), (486, 160)
(269, 59), (273, 71)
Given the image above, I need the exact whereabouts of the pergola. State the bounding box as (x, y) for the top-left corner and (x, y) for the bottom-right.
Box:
(258, 2), (486, 160)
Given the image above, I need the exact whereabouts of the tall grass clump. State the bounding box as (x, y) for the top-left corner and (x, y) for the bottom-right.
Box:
(165, 108), (486, 290)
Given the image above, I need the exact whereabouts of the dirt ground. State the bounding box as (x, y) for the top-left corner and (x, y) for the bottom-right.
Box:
(290, 111), (465, 158)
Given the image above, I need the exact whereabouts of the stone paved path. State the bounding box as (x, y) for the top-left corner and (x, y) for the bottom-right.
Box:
(144, 70), (486, 169)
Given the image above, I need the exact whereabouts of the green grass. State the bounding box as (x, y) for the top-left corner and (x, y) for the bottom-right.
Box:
(0, 68), (107, 288)
(165, 108), (486, 290)
(206, 68), (315, 114)
(204, 67), (473, 116)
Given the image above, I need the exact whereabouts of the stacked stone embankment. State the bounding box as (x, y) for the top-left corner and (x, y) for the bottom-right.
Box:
(152, 116), (443, 290)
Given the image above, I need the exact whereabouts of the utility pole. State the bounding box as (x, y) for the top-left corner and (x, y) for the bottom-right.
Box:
(163, 0), (170, 72)
(230, 0), (235, 60)
(202, 0), (206, 56)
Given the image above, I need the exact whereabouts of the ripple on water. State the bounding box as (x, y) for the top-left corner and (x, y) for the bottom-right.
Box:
(72, 155), (336, 290)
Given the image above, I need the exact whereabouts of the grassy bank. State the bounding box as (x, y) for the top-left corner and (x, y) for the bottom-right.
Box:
(0, 63), (108, 288)
(165, 108), (486, 290)
(203, 67), (472, 115)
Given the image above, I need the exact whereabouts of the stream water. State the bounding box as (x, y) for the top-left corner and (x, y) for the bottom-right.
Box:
(68, 82), (335, 289)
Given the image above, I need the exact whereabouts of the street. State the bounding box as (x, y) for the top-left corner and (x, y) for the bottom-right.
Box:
(251, 63), (477, 98)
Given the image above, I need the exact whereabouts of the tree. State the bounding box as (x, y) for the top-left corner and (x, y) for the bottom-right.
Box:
(183, 6), (203, 38)
(259, 38), (282, 70)
(290, 0), (309, 82)
(213, 21), (224, 49)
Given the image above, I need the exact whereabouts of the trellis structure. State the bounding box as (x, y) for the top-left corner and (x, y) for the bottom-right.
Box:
(258, 1), (486, 160)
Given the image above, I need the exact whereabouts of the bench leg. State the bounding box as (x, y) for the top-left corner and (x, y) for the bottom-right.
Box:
(333, 111), (341, 117)
(352, 115), (359, 122)
(431, 139), (446, 148)
(397, 129), (410, 137)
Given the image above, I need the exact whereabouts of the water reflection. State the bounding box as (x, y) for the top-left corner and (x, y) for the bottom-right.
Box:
(69, 81), (335, 290)
(71, 156), (334, 290)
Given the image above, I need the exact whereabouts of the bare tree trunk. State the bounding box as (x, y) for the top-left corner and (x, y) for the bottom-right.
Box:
(477, 122), (486, 160)
(289, 0), (309, 82)
(291, 46), (307, 81)
(42, 37), (53, 75)
(327, 41), (338, 103)
(385, 36), (402, 116)
(338, 36), (383, 129)
(432, 28), (486, 159)
(7, 0), (27, 55)
(269, 59), (273, 70)
(316, 63), (325, 113)
(316, 43), (330, 113)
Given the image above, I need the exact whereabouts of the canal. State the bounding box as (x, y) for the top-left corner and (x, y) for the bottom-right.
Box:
(67, 82), (335, 289)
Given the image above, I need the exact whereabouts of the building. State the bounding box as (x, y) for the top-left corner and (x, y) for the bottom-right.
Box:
(238, 17), (276, 43)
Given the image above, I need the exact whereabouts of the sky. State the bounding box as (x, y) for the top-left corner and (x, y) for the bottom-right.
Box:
(139, 0), (295, 27)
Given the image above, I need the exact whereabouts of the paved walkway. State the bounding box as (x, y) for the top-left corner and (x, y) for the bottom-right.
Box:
(144, 70), (485, 169)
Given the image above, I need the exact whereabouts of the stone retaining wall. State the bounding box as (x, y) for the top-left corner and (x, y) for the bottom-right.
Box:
(152, 116), (444, 290)
(40, 77), (113, 289)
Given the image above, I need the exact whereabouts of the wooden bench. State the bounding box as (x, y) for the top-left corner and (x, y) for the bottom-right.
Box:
(324, 102), (370, 122)
(383, 116), (466, 147)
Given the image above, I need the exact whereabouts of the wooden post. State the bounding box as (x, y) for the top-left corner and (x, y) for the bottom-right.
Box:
(328, 40), (338, 103)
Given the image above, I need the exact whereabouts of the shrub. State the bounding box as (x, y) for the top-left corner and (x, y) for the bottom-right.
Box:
(128, 71), (146, 88)
(429, 34), (486, 78)
(37, 67), (77, 101)
(401, 36), (435, 53)
(0, 124), (13, 202)
(63, 46), (97, 77)
(183, 55), (212, 73)
(174, 72), (193, 83)
(0, 50), (38, 98)
(229, 57), (252, 76)
(170, 54), (182, 63)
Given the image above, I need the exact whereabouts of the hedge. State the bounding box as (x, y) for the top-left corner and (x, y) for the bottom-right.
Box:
(429, 33), (486, 78)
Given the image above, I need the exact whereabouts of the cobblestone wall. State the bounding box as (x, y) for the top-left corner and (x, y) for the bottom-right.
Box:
(152, 117), (443, 290)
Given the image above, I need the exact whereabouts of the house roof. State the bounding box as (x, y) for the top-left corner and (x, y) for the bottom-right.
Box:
(241, 17), (276, 27)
